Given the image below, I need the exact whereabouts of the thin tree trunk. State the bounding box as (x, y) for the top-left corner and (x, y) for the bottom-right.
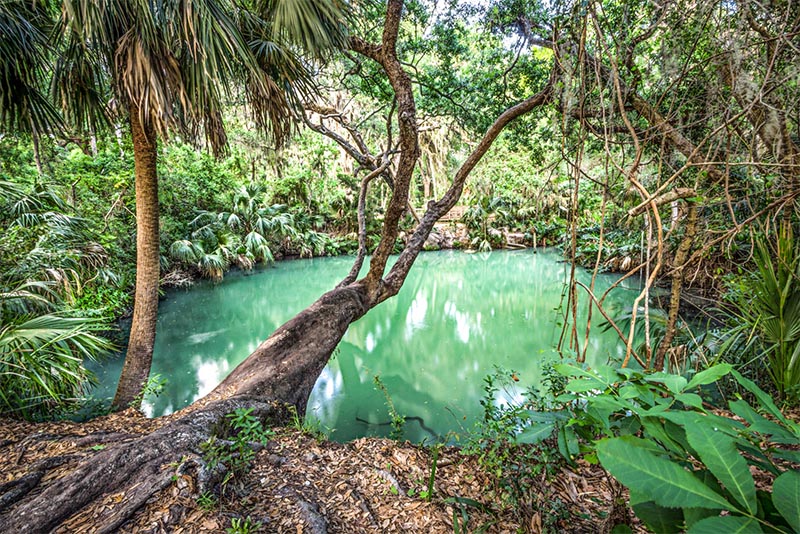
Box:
(654, 202), (697, 371)
(112, 106), (160, 411)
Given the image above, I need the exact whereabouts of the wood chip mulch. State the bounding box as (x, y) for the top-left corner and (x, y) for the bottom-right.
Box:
(0, 413), (632, 533)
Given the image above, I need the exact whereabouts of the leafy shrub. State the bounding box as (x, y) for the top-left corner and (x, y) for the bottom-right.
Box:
(0, 313), (114, 419)
(717, 226), (800, 402)
(202, 407), (274, 488)
(521, 362), (799, 533)
(463, 367), (566, 527)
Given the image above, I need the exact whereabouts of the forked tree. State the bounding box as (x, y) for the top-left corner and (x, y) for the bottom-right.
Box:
(53, 0), (347, 410)
(0, 1), (554, 530)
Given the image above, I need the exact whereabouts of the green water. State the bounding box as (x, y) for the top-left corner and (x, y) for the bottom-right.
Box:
(92, 250), (639, 442)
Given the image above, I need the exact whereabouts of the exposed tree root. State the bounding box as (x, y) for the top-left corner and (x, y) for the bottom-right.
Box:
(0, 398), (279, 533)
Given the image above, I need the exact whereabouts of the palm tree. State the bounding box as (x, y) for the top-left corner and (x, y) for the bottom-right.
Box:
(55, 0), (348, 409)
(0, 0), (62, 173)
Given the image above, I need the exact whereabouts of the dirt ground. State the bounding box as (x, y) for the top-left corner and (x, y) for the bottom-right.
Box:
(0, 410), (637, 533)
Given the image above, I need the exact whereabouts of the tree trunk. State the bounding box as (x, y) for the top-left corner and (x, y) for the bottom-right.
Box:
(0, 3), (554, 530)
(654, 202), (697, 371)
(112, 106), (161, 411)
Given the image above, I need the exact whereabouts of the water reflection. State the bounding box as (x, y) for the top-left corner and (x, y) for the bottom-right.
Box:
(91, 250), (638, 443)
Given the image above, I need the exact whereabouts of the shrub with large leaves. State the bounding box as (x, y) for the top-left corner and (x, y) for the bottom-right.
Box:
(0, 311), (114, 419)
(518, 363), (799, 533)
(717, 226), (800, 402)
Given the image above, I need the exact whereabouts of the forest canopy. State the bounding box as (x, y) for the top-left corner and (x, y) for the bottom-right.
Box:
(0, 0), (798, 532)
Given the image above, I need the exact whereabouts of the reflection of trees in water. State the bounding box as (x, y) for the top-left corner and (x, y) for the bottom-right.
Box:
(110, 250), (639, 425)
(312, 250), (638, 439)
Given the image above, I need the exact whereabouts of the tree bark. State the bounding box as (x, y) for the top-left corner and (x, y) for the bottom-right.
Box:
(0, 3), (555, 530)
(112, 106), (161, 411)
(654, 202), (697, 371)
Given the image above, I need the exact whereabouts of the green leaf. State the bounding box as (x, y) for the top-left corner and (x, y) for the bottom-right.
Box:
(516, 423), (555, 444)
(641, 418), (685, 455)
(683, 507), (718, 530)
(684, 417), (757, 514)
(687, 516), (762, 533)
(565, 377), (606, 392)
(731, 370), (790, 426)
(676, 392), (704, 409)
(557, 425), (579, 460)
(596, 437), (735, 511)
(686, 364), (732, 389)
(645, 373), (688, 394)
(773, 470), (800, 532)
(631, 501), (683, 533)
(729, 400), (796, 443)
(773, 449), (800, 464)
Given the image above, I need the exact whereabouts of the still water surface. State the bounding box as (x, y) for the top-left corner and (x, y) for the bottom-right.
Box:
(92, 250), (639, 442)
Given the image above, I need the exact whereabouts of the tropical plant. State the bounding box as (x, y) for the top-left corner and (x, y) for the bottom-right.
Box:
(717, 226), (800, 401)
(0, 0), (62, 172)
(54, 0), (348, 409)
(518, 362), (800, 533)
(461, 195), (511, 251)
(0, 307), (114, 419)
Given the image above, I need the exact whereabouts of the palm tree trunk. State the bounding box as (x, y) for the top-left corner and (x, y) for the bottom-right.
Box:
(112, 106), (160, 411)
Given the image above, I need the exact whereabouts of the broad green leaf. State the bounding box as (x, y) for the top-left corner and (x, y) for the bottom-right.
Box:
(676, 392), (704, 409)
(773, 470), (800, 532)
(641, 418), (686, 455)
(645, 373), (688, 394)
(616, 416), (641, 436)
(683, 480), (722, 529)
(731, 370), (790, 426)
(686, 364), (732, 389)
(554, 364), (599, 380)
(523, 410), (567, 423)
(618, 384), (640, 399)
(773, 449), (800, 464)
(565, 377), (606, 392)
(596, 436), (735, 511)
(631, 501), (683, 533)
(594, 364), (623, 384)
(557, 425), (579, 460)
(685, 418), (757, 514)
(516, 423), (555, 444)
(729, 400), (797, 443)
(687, 516), (762, 533)
(683, 507), (719, 530)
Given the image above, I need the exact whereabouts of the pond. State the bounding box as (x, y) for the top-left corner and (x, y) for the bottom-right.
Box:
(91, 250), (641, 442)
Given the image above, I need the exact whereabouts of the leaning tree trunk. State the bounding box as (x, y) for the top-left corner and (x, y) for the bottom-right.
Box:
(112, 106), (161, 411)
(0, 3), (554, 531)
(0, 285), (371, 533)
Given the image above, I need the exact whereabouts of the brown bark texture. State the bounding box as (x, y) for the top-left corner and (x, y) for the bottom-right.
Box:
(0, 3), (554, 531)
(112, 106), (161, 411)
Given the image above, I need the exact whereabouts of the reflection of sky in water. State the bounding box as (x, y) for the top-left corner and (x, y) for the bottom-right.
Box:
(90, 250), (640, 443)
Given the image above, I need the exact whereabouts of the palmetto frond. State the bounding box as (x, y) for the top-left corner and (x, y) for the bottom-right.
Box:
(197, 252), (228, 281)
(0, 313), (114, 418)
(244, 231), (274, 263)
(258, 0), (350, 57)
(170, 239), (205, 263)
(0, 0), (62, 134)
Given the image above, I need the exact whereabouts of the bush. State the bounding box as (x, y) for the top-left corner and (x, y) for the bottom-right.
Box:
(519, 362), (800, 533)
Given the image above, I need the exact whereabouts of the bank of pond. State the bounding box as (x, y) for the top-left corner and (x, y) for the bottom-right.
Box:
(91, 249), (642, 442)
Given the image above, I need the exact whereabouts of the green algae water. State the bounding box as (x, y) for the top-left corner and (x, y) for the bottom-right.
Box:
(92, 250), (639, 442)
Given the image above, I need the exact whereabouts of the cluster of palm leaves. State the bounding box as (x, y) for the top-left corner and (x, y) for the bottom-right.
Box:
(716, 225), (800, 402)
(462, 195), (513, 251)
(169, 182), (342, 280)
(0, 181), (115, 419)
